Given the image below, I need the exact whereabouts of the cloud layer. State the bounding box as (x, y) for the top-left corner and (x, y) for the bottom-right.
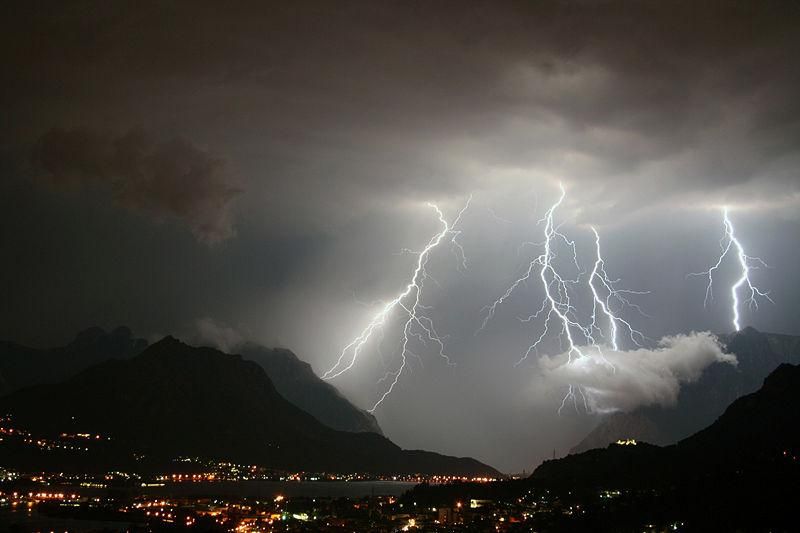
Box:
(193, 317), (245, 354)
(5, 2), (800, 235)
(32, 128), (241, 244)
(539, 332), (737, 413)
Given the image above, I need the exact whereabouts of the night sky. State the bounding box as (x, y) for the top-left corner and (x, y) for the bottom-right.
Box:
(2, 1), (799, 473)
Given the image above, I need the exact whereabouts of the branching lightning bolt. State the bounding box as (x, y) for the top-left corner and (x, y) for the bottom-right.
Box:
(322, 197), (472, 412)
(479, 183), (647, 413)
(690, 207), (773, 332)
(588, 227), (649, 353)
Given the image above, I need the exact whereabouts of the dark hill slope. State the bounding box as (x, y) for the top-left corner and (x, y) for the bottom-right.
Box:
(534, 363), (800, 486)
(1, 329), (382, 436)
(239, 344), (382, 435)
(0, 327), (147, 395)
(678, 362), (800, 464)
(0, 337), (497, 476)
(570, 327), (800, 453)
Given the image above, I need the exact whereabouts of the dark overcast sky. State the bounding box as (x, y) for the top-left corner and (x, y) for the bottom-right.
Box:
(2, 1), (799, 472)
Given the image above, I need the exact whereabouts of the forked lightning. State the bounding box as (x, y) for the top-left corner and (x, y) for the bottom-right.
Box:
(480, 184), (647, 413)
(690, 208), (772, 331)
(323, 198), (471, 412)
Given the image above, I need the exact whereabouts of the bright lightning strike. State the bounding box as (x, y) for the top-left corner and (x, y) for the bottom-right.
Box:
(322, 197), (472, 412)
(480, 184), (647, 413)
(588, 227), (648, 353)
(478, 184), (590, 412)
(690, 208), (773, 332)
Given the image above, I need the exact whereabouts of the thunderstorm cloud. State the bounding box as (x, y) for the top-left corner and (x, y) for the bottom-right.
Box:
(32, 128), (241, 244)
(193, 317), (246, 354)
(538, 332), (737, 413)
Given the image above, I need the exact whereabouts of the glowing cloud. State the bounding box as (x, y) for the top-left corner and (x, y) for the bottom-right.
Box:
(538, 332), (736, 413)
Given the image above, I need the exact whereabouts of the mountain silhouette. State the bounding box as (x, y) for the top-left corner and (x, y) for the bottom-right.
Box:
(570, 327), (800, 453)
(0, 326), (148, 395)
(238, 343), (382, 435)
(0, 336), (497, 476)
(2, 328), (382, 435)
(534, 362), (800, 486)
(406, 362), (800, 530)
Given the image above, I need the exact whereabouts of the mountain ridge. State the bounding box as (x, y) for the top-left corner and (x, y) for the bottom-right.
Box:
(535, 362), (800, 486)
(237, 343), (382, 435)
(0, 336), (498, 476)
(0, 326), (148, 395)
(1, 327), (383, 436)
(569, 327), (800, 454)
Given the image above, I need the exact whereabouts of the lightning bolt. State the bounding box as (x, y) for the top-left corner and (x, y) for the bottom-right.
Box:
(480, 184), (647, 413)
(588, 227), (648, 353)
(322, 197), (472, 412)
(477, 184), (589, 412)
(690, 208), (773, 332)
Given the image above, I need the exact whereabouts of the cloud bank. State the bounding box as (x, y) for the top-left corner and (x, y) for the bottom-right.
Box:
(6, 2), (800, 237)
(193, 318), (245, 353)
(32, 128), (241, 244)
(539, 332), (736, 413)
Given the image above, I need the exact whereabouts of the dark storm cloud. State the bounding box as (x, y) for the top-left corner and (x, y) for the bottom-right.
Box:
(4, 1), (800, 226)
(32, 128), (241, 244)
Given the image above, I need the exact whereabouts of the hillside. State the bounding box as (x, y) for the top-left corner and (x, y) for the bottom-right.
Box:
(0, 328), (382, 436)
(570, 327), (800, 453)
(0, 327), (147, 395)
(535, 363), (800, 486)
(0, 336), (497, 476)
(239, 344), (382, 435)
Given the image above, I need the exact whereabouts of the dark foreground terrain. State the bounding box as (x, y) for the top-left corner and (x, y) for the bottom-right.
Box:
(406, 363), (800, 532)
(0, 336), (497, 477)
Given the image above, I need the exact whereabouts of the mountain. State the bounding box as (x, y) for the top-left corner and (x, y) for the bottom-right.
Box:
(1, 329), (382, 436)
(238, 344), (382, 435)
(531, 364), (800, 531)
(0, 336), (498, 476)
(401, 358), (800, 531)
(0, 326), (148, 395)
(569, 327), (800, 453)
(678, 361), (800, 465)
(534, 362), (800, 486)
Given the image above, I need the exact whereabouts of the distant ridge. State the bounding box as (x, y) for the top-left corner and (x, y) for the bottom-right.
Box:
(569, 327), (800, 453)
(0, 326), (148, 395)
(405, 363), (800, 530)
(0, 336), (498, 476)
(1, 328), (382, 436)
(534, 362), (800, 486)
(239, 343), (383, 435)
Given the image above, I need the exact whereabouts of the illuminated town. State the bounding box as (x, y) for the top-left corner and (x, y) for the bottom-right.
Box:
(1, 415), (521, 531)
(1, 415), (691, 531)
(0, 475), (684, 532)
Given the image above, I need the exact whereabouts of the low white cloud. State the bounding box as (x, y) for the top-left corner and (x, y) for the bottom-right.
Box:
(538, 331), (736, 413)
(193, 318), (245, 353)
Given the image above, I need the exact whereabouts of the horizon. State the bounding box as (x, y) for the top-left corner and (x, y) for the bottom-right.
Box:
(1, 322), (793, 475)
